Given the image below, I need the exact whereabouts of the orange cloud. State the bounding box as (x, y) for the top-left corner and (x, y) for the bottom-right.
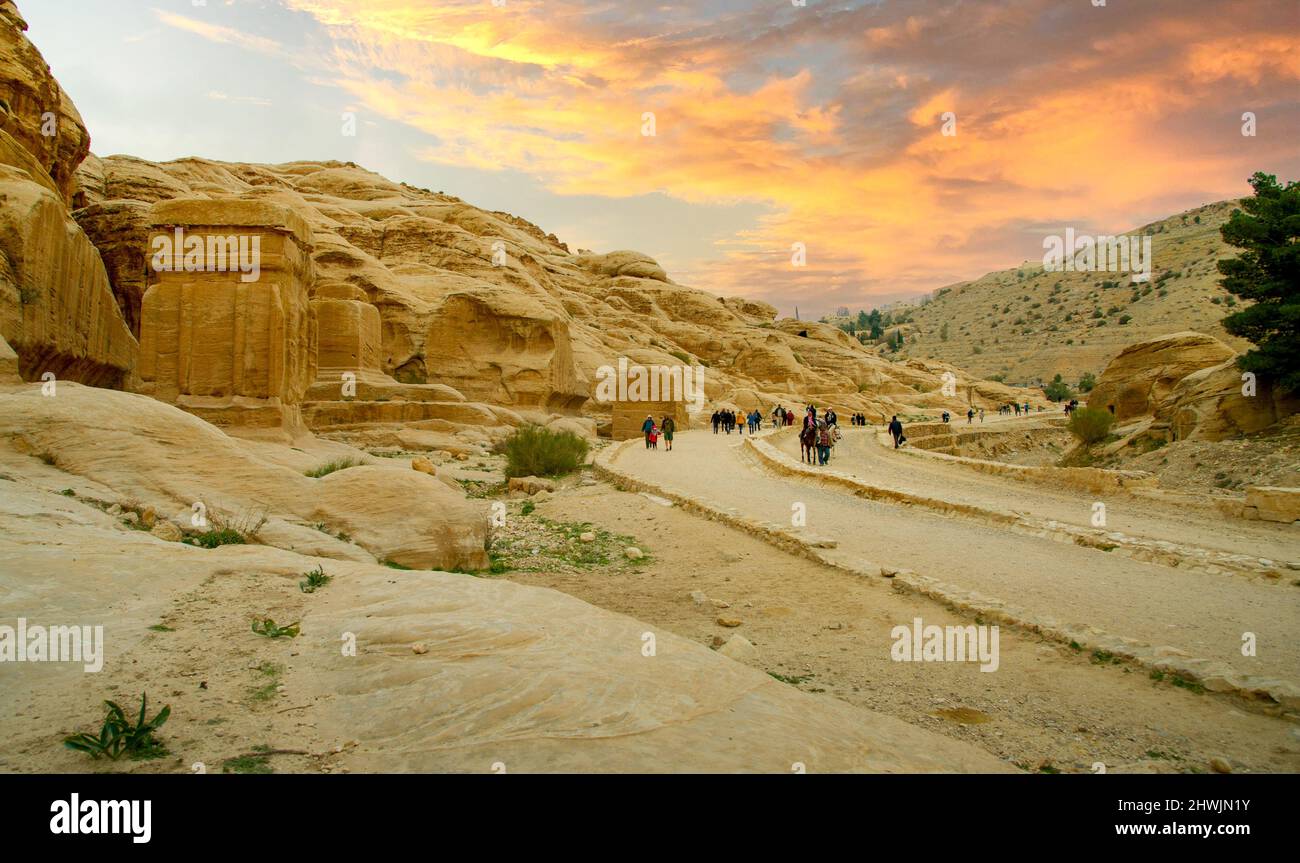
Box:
(248, 1), (1300, 312)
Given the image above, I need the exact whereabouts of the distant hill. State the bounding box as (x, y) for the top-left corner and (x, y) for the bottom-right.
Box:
(827, 200), (1251, 387)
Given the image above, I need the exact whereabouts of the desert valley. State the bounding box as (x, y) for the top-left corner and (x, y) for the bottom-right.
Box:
(0, 0), (1297, 797)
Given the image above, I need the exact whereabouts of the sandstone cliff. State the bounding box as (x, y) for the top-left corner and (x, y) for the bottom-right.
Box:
(67, 152), (1045, 435)
(0, 1), (137, 389)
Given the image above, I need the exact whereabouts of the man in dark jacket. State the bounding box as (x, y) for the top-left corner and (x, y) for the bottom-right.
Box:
(642, 415), (655, 449)
(888, 415), (904, 448)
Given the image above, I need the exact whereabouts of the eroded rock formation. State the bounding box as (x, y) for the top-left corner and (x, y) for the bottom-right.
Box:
(1089, 331), (1298, 442)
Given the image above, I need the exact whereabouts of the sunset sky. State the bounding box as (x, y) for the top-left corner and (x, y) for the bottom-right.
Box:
(24, 0), (1300, 318)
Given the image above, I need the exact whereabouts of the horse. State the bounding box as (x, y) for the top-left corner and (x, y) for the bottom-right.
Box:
(799, 425), (817, 464)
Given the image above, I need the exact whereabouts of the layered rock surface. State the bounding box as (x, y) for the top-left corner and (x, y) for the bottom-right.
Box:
(71, 155), (1047, 433)
(0, 2), (137, 387)
(1089, 331), (1298, 442)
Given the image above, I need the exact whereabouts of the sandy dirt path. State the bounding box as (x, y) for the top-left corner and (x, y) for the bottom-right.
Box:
(774, 423), (1297, 566)
(508, 480), (1300, 773)
(608, 431), (1300, 689)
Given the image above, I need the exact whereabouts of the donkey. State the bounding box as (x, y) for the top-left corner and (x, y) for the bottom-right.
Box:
(799, 424), (817, 464)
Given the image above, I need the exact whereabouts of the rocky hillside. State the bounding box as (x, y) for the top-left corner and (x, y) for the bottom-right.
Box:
(878, 203), (1251, 386)
(69, 152), (1046, 435)
(0, 3), (1043, 444)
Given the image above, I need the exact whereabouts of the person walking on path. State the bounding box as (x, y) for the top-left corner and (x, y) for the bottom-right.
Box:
(661, 415), (675, 451)
(711, 411), (720, 434)
(816, 419), (833, 465)
(641, 414), (655, 450)
(966, 408), (974, 424)
(888, 415), (905, 448)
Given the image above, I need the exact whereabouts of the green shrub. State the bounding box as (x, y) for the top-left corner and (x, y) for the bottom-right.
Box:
(305, 457), (360, 478)
(1069, 407), (1115, 444)
(187, 528), (246, 549)
(299, 565), (331, 594)
(502, 425), (589, 479)
(1044, 374), (1072, 402)
(63, 694), (170, 761)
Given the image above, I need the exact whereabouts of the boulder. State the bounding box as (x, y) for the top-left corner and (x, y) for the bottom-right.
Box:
(0, 383), (490, 571)
(508, 476), (555, 496)
(1088, 332), (1235, 422)
(1243, 487), (1300, 525)
(717, 634), (759, 662)
(1157, 359), (1300, 442)
(149, 520), (183, 542)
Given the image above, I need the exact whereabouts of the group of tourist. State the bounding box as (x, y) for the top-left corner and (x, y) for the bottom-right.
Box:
(710, 409), (758, 435)
(999, 402), (1037, 416)
(646, 401), (917, 463)
(640, 414), (676, 451)
(770, 405), (798, 427)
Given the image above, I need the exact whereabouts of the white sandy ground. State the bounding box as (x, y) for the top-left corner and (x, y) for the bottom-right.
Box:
(0, 470), (1008, 774)
(608, 429), (1300, 697)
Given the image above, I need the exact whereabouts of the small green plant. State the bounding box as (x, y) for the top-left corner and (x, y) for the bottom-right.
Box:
(187, 528), (246, 549)
(1090, 649), (1120, 665)
(299, 565), (331, 594)
(520, 501), (536, 516)
(37, 451), (58, 466)
(60, 488), (75, 497)
(767, 672), (814, 685)
(63, 694), (171, 761)
(222, 753), (274, 774)
(501, 425), (589, 479)
(1068, 407), (1116, 445)
(382, 559), (412, 570)
(148, 624), (174, 632)
(1170, 674), (1206, 694)
(251, 618), (300, 639)
(305, 457), (360, 478)
(249, 662), (283, 702)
